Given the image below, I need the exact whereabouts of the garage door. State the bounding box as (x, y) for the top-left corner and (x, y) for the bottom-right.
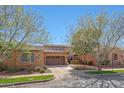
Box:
(46, 56), (65, 65)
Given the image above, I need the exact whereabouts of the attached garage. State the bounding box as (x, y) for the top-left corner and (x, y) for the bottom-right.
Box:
(46, 56), (65, 65)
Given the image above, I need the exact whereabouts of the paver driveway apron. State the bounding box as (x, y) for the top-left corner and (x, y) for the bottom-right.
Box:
(47, 65), (72, 80)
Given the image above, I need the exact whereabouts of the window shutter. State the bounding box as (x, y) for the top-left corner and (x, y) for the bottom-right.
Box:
(31, 53), (35, 63)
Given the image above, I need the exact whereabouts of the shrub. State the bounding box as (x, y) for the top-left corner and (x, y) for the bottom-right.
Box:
(83, 61), (87, 65)
(0, 61), (4, 72)
(0, 68), (3, 72)
(35, 66), (47, 72)
(42, 65), (47, 70)
(101, 60), (110, 65)
(35, 68), (41, 72)
(117, 62), (121, 65)
(27, 68), (34, 73)
(39, 68), (45, 73)
(34, 67), (46, 73)
(87, 61), (93, 65)
(71, 60), (80, 64)
(2, 66), (8, 71)
(74, 66), (86, 70)
(19, 68), (25, 71)
(0, 61), (2, 67)
(7, 68), (17, 73)
(81, 61), (84, 65)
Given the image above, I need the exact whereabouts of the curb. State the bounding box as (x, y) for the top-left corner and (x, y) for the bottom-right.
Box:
(0, 76), (55, 87)
(85, 71), (124, 76)
(95, 73), (122, 76)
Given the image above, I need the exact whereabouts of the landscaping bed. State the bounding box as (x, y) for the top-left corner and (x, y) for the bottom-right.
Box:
(85, 69), (124, 74)
(0, 74), (54, 87)
(92, 65), (124, 69)
(0, 66), (52, 76)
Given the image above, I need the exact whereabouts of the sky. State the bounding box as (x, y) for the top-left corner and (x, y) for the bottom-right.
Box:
(24, 5), (124, 45)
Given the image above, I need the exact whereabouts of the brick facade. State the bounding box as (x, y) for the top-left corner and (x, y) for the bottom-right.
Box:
(3, 45), (69, 69)
(2, 45), (124, 69)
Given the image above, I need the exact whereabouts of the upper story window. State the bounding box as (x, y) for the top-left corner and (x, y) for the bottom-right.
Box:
(21, 52), (35, 63)
(46, 47), (65, 51)
(60, 48), (64, 51)
(113, 54), (118, 60)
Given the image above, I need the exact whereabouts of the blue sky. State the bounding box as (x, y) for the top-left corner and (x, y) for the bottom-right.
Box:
(24, 5), (124, 45)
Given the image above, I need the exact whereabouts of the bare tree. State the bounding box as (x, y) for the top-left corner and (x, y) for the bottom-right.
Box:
(90, 12), (124, 71)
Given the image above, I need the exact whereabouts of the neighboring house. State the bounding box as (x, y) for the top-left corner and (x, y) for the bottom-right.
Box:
(107, 48), (124, 65)
(3, 45), (69, 69)
(68, 54), (96, 65)
(69, 48), (124, 66)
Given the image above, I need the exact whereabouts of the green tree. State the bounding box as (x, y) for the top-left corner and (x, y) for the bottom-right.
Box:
(0, 6), (49, 62)
(89, 12), (124, 71)
(70, 17), (96, 68)
(69, 12), (124, 71)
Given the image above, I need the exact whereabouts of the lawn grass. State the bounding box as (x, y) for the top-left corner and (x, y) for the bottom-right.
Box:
(0, 75), (54, 85)
(113, 69), (124, 73)
(86, 69), (124, 74)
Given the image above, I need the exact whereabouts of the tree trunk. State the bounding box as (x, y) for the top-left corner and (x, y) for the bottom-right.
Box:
(97, 58), (102, 71)
(83, 54), (86, 69)
(98, 62), (102, 71)
(96, 53), (102, 71)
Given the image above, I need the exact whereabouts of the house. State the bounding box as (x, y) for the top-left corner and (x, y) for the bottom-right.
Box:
(68, 54), (96, 65)
(2, 45), (124, 69)
(107, 48), (124, 66)
(69, 48), (124, 66)
(3, 45), (69, 69)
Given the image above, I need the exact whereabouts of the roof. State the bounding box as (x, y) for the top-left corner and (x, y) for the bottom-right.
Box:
(30, 44), (70, 50)
(43, 44), (69, 48)
(95, 47), (124, 53)
(29, 46), (43, 50)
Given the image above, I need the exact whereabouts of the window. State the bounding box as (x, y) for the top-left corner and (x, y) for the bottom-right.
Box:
(49, 48), (51, 51)
(113, 54), (118, 60)
(21, 52), (35, 63)
(55, 47), (58, 51)
(58, 48), (64, 51)
(52, 47), (55, 51)
(60, 48), (64, 51)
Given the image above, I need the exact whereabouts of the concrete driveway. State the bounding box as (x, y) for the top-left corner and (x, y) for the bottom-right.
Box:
(5, 65), (124, 88)
(47, 65), (73, 80)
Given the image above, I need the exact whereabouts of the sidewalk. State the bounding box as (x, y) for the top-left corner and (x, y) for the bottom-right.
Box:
(87, 65), (124, 71)
(0, 73), (53, 79)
